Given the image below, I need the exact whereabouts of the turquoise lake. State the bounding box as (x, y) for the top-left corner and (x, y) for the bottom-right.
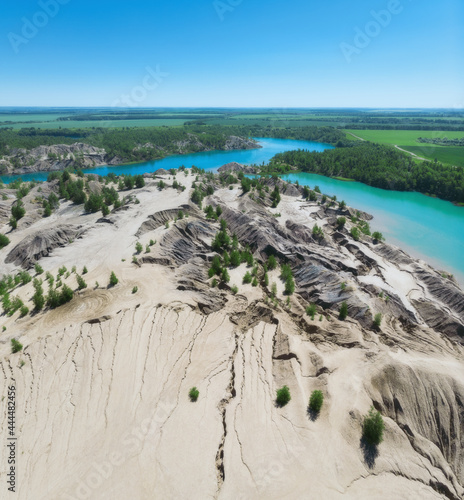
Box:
(1, 137), (463, 285)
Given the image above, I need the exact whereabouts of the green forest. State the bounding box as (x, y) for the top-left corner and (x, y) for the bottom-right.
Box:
(0, 124), (350, 163)
(268, 142), (464, 204)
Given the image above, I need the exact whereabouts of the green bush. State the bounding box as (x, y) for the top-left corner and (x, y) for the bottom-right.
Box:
(267, 255), (277, 270)
(11, 338), (23, 354)
(132, 286), (138, 294)
(11, 200), (25, 220)
(309, 390), (324, 413)
(362, 407), (385, 445)
(19, 305), (29, 318)
(34, 263), (44, 275)
(76, 275), (87, 290)
(372, 231), (384, 243)
(109, 271), (119, 287)
(339, 301), (348, 320)
(243, 272), (252, 284)
(189, 387), (199, 402)
(350, 227), (360, 241)
(135, 241), (143, 254)
(285, 276), (295, 295)
(231, 285), (238, 294)
(276, 385), (291, 407)
(0, 233), (10, 249)
(373, 313), (382, 328)
(306, 304), (317, 320)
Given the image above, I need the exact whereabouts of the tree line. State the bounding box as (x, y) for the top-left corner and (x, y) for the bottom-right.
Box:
(271, 142), (464, 204)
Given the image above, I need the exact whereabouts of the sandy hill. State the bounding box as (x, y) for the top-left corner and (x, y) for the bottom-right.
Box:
(0, 169), (463, 499)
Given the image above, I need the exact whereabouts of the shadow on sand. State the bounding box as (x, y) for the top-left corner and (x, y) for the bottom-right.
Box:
(360, 437), (379, 469)
(307, 407), (320, 422)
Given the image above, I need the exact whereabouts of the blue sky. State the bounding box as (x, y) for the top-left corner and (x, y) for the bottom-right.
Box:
(0, 0), (462, 108)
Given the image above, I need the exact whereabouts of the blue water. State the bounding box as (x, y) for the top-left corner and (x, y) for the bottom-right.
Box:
(282, 172), (464, 286)
(1, 137), (463, 284)
(0, 138), (333, 183)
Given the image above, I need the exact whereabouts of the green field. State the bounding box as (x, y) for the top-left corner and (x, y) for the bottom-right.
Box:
(0, 113), (69, 123)
(346, 129), (464, 166)
(401, 146), (464, 167)
(4, 118), (189, 130)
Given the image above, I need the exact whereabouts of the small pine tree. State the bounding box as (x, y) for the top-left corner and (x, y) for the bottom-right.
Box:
(309, 390), (324, 413)
(11, 338), (23, 353)
(276, 386), (291, 407)
(306, 304), (317, 320)
(109, 272), (118, 287)
(76, 275), (87, 290)
(363, 407), (385, 446)
(339, 302), (348, 320)
(189, 387), (199, 402)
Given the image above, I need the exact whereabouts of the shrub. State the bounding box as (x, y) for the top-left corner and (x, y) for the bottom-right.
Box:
(109, 271), (118, 287)
(276, 385), (291, 407)
(373, 313), (382, 328)
(221, 268), (230, 283)
(362, 407), (385, 445)
(339, 301), (348, 320)
(9, 217), (17, 230)
(309, 390), (324, 413)
(135, 175), (145, 188)
(350, 227), (360, 241)
(101, 204), (110, 217)
(0, 234), (10, 249)
(312, 224), (323, 238)
(34, 263), (44, 275)
(306, 304), (317, 320)
(209, 255), (223, 277)
(211, 278), (218, 288)
(189, 387), (199, 402)
(132, 286), (138, 294)
(19, 271), (32, 285)
(11, 200), (25, 220)
(11, 338), (23, 354)
(372, 231), (384, 243)
(252, 277), (258, 287)
(177, 210), (184, 219)
(337, 216), (346, 228)
(149, 239), (155, 246)
(285, 276), (295, 295)
(82, 266), (88, 274)
(135, 242), (143, 254)
(20, 305), (29, 317)
(231, 285), (238, 294)
(243, 272), (252, 284)
(76, 275), (87, 290)
(267, 255), (277, 270)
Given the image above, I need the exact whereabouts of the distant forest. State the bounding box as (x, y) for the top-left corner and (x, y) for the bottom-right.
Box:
(0, 124), (350, 161)
(268, 142), (464, 204)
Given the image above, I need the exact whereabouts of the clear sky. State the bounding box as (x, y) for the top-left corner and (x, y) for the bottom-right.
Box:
(0, 0), (462, 108)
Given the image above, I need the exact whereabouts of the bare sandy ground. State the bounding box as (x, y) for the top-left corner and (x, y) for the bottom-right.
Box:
(0, 172), (462, 499)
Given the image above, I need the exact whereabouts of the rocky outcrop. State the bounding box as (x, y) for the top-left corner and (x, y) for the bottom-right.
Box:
(224, 136), (261, 150)
(5, 224), (86, 268)
(217, 162), (258, 174)
(2, 135), (261, 175)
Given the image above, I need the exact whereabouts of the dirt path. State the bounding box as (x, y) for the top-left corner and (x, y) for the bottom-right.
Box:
(394, 144), (428, 161)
